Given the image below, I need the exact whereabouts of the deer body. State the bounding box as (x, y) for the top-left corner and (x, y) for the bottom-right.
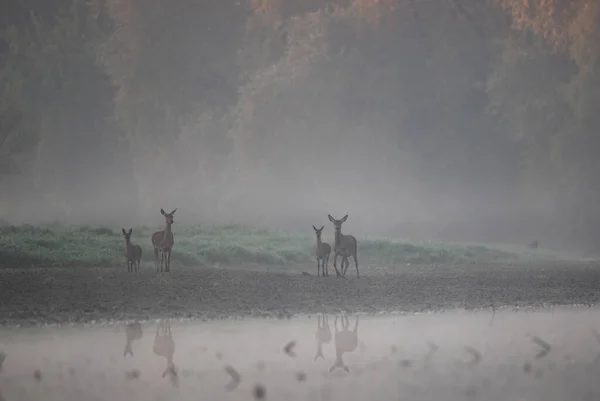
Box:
(330, 315), (359, 373)
(313, 225), (331, 277)
(124, 322), (143, 357)
(153, 319), (176, 378)
(314, 314), (332, 361)
(152, 208), (177, 272)
(328, 214), (359, 278)
(122, 228), (142, 272)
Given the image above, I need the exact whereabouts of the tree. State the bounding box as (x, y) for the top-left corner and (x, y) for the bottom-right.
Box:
(0, 0), (130, 223)
(99, 0), (247, 219)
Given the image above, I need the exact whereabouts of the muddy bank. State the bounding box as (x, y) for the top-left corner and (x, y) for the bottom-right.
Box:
(0, 262), (599, 327)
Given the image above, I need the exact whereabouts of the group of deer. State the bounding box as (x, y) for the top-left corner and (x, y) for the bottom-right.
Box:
(314, 214), (359, 278)
(121, 208), (178, 273)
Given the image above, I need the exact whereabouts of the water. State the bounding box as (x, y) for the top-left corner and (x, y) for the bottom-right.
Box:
(1, 306), (600, 400)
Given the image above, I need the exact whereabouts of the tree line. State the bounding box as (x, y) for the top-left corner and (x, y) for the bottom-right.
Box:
(1, 0), (598, 251)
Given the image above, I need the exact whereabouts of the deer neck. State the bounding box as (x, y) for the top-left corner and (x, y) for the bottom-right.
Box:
(316, 235), (323, 249)
(334, 229), (343, 246)
(164, 222), (172, 235)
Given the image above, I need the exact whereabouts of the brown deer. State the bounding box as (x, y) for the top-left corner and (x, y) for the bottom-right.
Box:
(122, 228), (142, 272)
(328, 214), (359, 278)
(151, 208), (177, 273)
(329, 315), (359, 373)
(123, 322), (143, 357)
(153, 319), (176, 379)
(313, 225), (332, 277)
(314, 314), (332, 361)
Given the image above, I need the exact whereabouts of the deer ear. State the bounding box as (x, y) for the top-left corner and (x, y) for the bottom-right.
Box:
(122, 228), (127, 235)
(320, 225), (325, 231)
(344, 366), (350, 372)
(170, 208), (177, 215)
(341, 214), (348, 222)
(313, 225), (317, 231)
(129, 228), (133, 235)
(161, 208), (166, 215)
(328, 214), (335, 222)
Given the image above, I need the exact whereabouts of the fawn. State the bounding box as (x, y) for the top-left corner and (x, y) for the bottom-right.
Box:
(313, 225), (332, 277)
(124, 322), (143, 357)
(151, 208), (177, 272)
(122, 228), (142, 272)
(314, 314), (332, 361)
(329, 315), (359, 373)
(153, 319), (176, 378)
(328, 214), (359, 278)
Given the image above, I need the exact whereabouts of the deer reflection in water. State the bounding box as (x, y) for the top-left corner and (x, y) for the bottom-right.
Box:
(330, 315), (359, 373)
(314, 314), (332, 361)
(153, 319), (177, 379)
(124, 322), (143, 357)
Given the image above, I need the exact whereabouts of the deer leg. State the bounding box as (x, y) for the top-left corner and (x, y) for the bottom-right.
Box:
(332, 254), (341, 277)
(316, 258), (320, 277)
(353, 253), (359, 278)
(166, 250), (171, 272)
(324, 254), (329, 277)
(342, 257), (349, 276)
(154, 248), (160, 272)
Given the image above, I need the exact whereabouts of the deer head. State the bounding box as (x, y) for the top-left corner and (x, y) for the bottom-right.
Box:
(328, 214), (348, 233)
(160, 208), (177, 225)
(122, 228), (133, 241)
(313, 225), (325, 238)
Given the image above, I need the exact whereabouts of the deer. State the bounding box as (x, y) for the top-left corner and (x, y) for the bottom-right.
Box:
(314, 314), (332, 361)
(328, 214), (359, 278)
(124, 322), (143, 357)
(329, 315), (359, 373)
(153, 319), (176, 379)
(313, 225), (332, 277)
(151, 208), (177, 273)
(122, 228), (142, 272)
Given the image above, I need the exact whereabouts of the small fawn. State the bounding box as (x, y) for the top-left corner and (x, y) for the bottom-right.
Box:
(329, 315), (359, 373)
(124, 322), (143, 357)
(314, 314), (332, 361)
(313, 225), (332, 277)
(328, 214), (359, 278)
(151, 208), (177, 273)
(122, 228), (142, 272)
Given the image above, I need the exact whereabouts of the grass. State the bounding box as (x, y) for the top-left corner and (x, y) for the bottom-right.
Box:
(0, 223), (529, 270)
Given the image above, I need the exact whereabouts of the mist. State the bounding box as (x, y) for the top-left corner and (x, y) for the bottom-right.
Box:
(1, 0), (598, 254)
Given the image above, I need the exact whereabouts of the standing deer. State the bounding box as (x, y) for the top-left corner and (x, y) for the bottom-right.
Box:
(329, 315), (360, 373)
(122, 228), (142, 272)
(151, 208), (177, 273)
(328, 214), (359, 278)
(314, 314), (332, 361)
(153, 319), (176, 379)
(313, 225), (332, 277)
(123, 322), (143, 357)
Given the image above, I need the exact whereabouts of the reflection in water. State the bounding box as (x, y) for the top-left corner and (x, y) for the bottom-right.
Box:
(314, 314), (332, 361)
(124, 322), (143, 357)
(330, 315), (360, 373)
(153, 319), (176, 379)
